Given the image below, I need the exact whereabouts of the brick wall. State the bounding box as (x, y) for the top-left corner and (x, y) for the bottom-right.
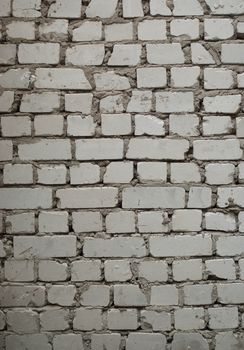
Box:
(1, 0), (244, 349)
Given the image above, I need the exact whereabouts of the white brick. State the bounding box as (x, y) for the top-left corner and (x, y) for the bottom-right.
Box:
(104, 260), (132, 282)
(138, 211), (168, 233)
(53, 335), (84, 350)
(171, 19), (199, 39)
(39, 19), (68, 40)
(188, 187), (212, 208)
(57, 187), (118, 208)
(0, 68), (31, 89)
(72, 211), (103, 233)
(123, 186), (185, 209)
(40, 308), (69, 331)
(20, 92), (60, 113)
(67, 115), (96, 136)
(151, 285), (178, 306)
(101, 114), (131, 135)
(108, 44), (141, 66)
(6, 335), (51, 350)
(6, 213), (35, 234)
(13, 0), (41, 17)
(14, 236), (76, 258)
(65, 93), (92, 114)
(7, 21), (35, 40)
(150, 0), (171, 15)
(34, 115), (63, 136)
(39, 211), (68, 233)
(70, 163), (100, 185)
(138, 261), (168, 282)
(171, 163), (201, 183)
(138, 20), (166, 40)
(175, 308), (205, 330)
(100, 94), (124, 113)
(171, 67), (200, 88)
(205, 19), (234, 40)
(191, 43), (215, 64)
(80, 285), (110, 307)
(169, 114), (199, 136)
(35, 68), (91, 90)
(141, 310), (171, 331)
(122, 0), (143, 17)
(172, 209), (202, 232)
(156, 92), (194, 113)
(193, 140), (242, 160)
(150, 235), (212, 257)
(237, 117), (244, 137)
(0, 286), (45, 307)
(204, 68), (234, 89)
(105, 23), (133, 41)
(7, 310), (39, 334)
(48, 0), (82, 18)
(205, 212), (236, 232)
(238, 73), (244, 88)
(3, 164), (33, 185)
(137, 67), (167, 88)
(204, 95), (241, 114)
(66, 44), (105, 66)
(84, 237), (146, 258)
(126, 333), (166, 350)
(108, 309), (137, 330)
(127, 91), (152, 113)
(205, 0), (244, 14)
(73, 308), (102, 331)
(71, 260), (101, 281)
(173, 0), (203, 15)
(239, 211), (244, 232)
(104, 162), (134, 184)
(126, 139), (189, 160)
(48, 285), (76, 306)
(0, 91), (14, 112)
(0, 188), (52, 210)
(217, 236), (244, 256)
(106, 211), (135, 233)
(0, 0), (11, 16)
(137, 162), (167, 182)
(172, 333), (208, 350)
(173, 259), (202, 281)
(0, 45), (16, 65)
(37, 312), (61, 332)
(72, 21), (102, 41)
(39, 261), (68, 281)
(91, 334), (121, 350)
(114, 285), (147, 307)
(215, 332), (244, 350)
(37, 165), (67, 184)
(222, 44), (244, 64)
(5, 260), (35, 282)
(95, 72), (130, 91)
(206, 259), (236, 280)
(1, 116), (31, 137)
(183, 284), (214, 305)
(86, 0), (118, 18)
(0, 140), (12, 161)
(217, 283), (244, 304)
(239, 259), (244, 279)
(18, 43), (60, 64)
(147, 43), (184, 64)
(203, 116), (233, 135)
(135, 115), (165, 136)
(76, 139), (123, 160)
(19, 140), (71, 160)
(217, 187), (244, 208)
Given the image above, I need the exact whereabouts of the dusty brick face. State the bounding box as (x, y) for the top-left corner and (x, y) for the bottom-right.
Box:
(0, 0), (243, 348)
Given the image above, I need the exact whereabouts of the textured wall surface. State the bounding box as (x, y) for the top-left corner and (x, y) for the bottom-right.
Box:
(1, 0), (244, 349)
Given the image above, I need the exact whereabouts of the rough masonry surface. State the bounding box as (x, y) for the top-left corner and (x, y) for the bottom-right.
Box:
(1, 0), (244, 349)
